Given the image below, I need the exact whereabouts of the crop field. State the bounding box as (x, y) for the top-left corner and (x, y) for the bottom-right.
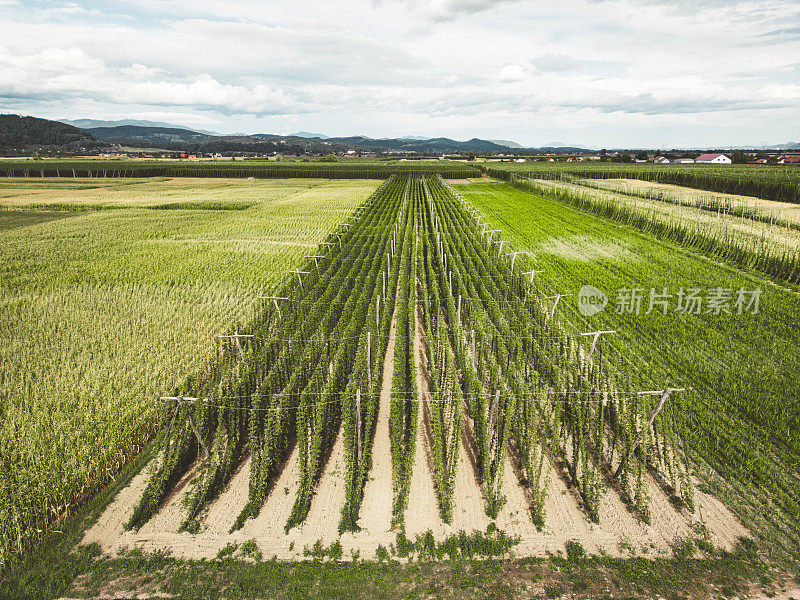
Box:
(44, 173), (757, 569)
(577, 178), (800, 228)
(4, 168), (800, 599)
(453, 179), (800, 554)
(510, 176), (800, 285)
(0, 177), (380, 566)
(485, 162), (800, 204)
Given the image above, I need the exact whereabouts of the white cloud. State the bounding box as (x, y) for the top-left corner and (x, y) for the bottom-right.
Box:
(497, 64), (528, 82)
(0, 0), (798, 146)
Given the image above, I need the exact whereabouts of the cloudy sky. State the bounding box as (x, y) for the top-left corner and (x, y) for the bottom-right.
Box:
(1, 0), (798, 147)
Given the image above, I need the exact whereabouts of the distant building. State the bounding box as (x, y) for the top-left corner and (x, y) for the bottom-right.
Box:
(778, 156), (800, 164)
(654, 156), (670, 163)
(695, 153), (732, 164)
(673, 158), (695, 163)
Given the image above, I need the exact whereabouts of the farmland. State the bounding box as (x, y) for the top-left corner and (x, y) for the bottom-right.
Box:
(2, 166), (800, 599)
(0, 158), (481, 180)
(502, 175), (800, 285)
(55, 175), (753, 562)
(0, 177), (380, 566)
(454, 179), (800, 554)
(486, 162), (800, 204)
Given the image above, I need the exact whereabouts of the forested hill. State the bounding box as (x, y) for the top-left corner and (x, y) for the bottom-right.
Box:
(0, 114), (101, 154)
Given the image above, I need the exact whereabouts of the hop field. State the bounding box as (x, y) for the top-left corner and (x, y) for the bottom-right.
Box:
(3, 170), (800, 582)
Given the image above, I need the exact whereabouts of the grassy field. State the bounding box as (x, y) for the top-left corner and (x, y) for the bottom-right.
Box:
(454, 180), (800, 558)
(508, 176), (800, 285)
(0, 177), (379, 566)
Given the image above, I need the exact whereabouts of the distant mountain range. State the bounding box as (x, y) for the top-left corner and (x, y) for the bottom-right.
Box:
(489, 139), (524, 148)
(86, 126), (209, 144)
(3, 115), (798, 155)
(59, 118), (219, 136)
(289, 131), (329, 139)
(82, 126), (528, 154)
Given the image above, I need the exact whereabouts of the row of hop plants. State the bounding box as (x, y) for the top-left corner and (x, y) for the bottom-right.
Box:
(420, 176), (514, 518)
(485, 162), (800, 205)
(238, 176), (405, 531)
(483, 252), (800, 533)
(125, 176), (404, 532)
(286, 192), (403, 531)
(382, 177), (421, 527)
(418, 196), (463, 523)
(430, 175), (694, 524)
(496, 172), (799, 285)
(338, 176), (416, 532)
(1, 160), (482, 180)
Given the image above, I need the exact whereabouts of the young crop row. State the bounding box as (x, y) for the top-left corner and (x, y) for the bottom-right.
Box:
(499, 174), (800, 285)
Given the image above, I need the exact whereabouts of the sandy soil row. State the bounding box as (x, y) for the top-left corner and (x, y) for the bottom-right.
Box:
(345, 303), (400, 553)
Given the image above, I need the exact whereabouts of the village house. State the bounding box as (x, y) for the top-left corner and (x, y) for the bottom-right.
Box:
(695, 153), (732, 164)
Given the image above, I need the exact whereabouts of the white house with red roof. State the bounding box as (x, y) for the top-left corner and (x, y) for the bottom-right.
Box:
(695, 153), (732, 164)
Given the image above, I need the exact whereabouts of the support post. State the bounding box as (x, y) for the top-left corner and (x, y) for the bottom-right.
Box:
(186, 413), (210, 460)
(487, 390), (500, 452)
(614, 388), (684, 478)
(356, 389), (362, 464)
(258, 296), (288, 320)
(579, 330), (616, 363)
(471, 329), (476, 365)
(545, 294), (572, 321)
(522, 270), (544, 284)
(218, 331), (255, 353)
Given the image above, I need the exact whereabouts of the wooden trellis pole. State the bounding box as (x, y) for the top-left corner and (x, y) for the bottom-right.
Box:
(545, 293), (572, 321)
(522, 270), (544, 283)
(258, 295), (288, 319)
(614, 388), (685, 478)
(580, 330), (616, 362)
(289, 269), (310, 290)
(218, 331), (254, 353)
(305, 255), (324, 270)
(356, 389), (362, 465)
(159, 396), (209, 459)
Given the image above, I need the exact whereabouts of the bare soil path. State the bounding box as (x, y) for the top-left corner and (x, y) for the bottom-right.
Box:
(347, 304), (399, 551)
